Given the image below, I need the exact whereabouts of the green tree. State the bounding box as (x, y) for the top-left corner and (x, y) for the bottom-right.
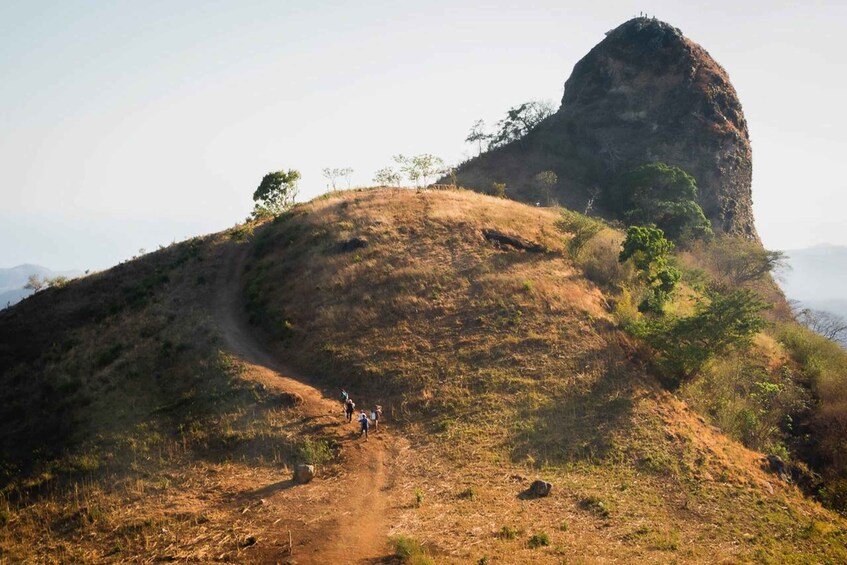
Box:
(633, 289), (769, 388)
(489, 100), (554, 148)
(532, 170), (558, 205)
(322, 167), (353, 190)
(24, 274), (46, 292)
(490, 182), (507, 198)
(465, 119), (490, 155)
(619, 225), (680, 313)
(393, 154), (445, 187)
(252, 169), (300, 218)
(373, 166), (401, 187)
(615, 163), (713, 243)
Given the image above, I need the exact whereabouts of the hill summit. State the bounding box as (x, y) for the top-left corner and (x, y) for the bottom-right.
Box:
(455, 17), (757, 239)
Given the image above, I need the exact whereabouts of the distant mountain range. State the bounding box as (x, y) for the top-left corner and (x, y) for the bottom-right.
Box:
(0, 264), (83, 308)
(780, 244), (847, 321)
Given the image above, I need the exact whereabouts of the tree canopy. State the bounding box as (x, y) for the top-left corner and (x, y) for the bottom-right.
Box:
(252, 169), (300, 218)
(619, 225), (680, 313)
(614, 163), (713, 243)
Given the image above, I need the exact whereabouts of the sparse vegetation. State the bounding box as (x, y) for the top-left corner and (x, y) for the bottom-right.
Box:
(557, 208), (605, 260)
(373, 166), (401, 187)
(527, 531), (550, 548)
(498, 525), (519, 540)
(393, 154), (445, 187)
(3, 187), (847, 562)
(322, 167), (353, 190)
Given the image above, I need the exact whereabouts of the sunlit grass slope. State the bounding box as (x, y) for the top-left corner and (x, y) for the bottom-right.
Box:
(245, 187), (847, 562)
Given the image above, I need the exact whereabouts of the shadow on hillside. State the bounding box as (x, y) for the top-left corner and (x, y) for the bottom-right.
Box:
(236, 479), (299, 502)
(511, 346), (635, 466)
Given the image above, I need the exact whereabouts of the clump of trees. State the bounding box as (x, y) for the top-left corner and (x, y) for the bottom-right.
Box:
(373, 166), (402, 187)
(612, 163), (713, 243)
(322, 167), (353, 190)
(372, 154), (445, 187)
(252, 169), (300, 218)
(465, 100), (555, 155)
(795, 307), (847, 345)
(24, 274), (70, 293)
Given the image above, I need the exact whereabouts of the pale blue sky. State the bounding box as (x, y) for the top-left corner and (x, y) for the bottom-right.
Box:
(1, 0), (845, 270)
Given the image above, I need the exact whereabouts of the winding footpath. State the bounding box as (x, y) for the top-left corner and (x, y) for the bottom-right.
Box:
(213, 239), (405, 563)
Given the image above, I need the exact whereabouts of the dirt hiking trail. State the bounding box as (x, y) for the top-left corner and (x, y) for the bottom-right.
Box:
(214, 239), (408, 564)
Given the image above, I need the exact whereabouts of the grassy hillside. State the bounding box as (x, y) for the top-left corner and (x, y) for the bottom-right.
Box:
(0, 234), (335, 561)
(243, 188), (847, 561)
(2, 187), (847, 562)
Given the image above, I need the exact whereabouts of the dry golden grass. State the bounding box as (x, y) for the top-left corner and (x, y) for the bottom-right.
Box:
(243, 187), (847, 562)
(2, 187), (846, 562)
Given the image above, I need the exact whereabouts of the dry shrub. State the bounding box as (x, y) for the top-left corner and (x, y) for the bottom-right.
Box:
(579, 230), (632, 289)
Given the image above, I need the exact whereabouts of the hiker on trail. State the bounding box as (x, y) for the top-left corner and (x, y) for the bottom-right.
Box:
(345, 397), (355, 422)
(340, 389), (349, 409)
(371, 405), (382, 433)
(358, 410), (371, 440)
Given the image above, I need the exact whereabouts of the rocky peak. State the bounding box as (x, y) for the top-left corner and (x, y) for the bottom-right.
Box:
(454, 17), (758, 239)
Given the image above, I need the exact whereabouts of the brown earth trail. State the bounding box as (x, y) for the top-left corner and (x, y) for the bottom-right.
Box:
(213, 239), (407, 564)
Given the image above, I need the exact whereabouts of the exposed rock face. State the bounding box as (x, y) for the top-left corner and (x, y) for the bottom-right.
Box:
(454, 18), (757, 239)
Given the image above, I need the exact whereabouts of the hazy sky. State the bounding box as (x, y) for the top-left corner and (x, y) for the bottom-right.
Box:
(1, 0), (845, 270)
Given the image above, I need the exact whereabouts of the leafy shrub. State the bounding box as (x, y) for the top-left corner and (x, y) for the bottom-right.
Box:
(557, 209), (605, 259)
(252, 169), (300, 218)
(631, 290), (769, 389)
(296, 438), (333, 466)
(682, 353), (803, 453)
(498, 525), (519, 539)
(229, 223), (254, 242)
(390, 535), (433, 564)
(527, 532), (550, 548)
(532, 170), (558, 205)
(414, 487), (425, 508)
(579, 496), (610, 517)
(490, 182), (507, 198)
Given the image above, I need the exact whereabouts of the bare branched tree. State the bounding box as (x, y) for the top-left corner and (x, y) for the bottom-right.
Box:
(796, 307), (847, 344)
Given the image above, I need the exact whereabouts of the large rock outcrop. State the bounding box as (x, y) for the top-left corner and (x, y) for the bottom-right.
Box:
(454, 17), (757, 239)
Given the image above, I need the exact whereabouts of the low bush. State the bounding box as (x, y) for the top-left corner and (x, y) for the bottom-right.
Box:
(498, 525), (519, 539)
(527, 532), (550, 548)
(390, 535), (433, 564)
(296, 438), (334, 466)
